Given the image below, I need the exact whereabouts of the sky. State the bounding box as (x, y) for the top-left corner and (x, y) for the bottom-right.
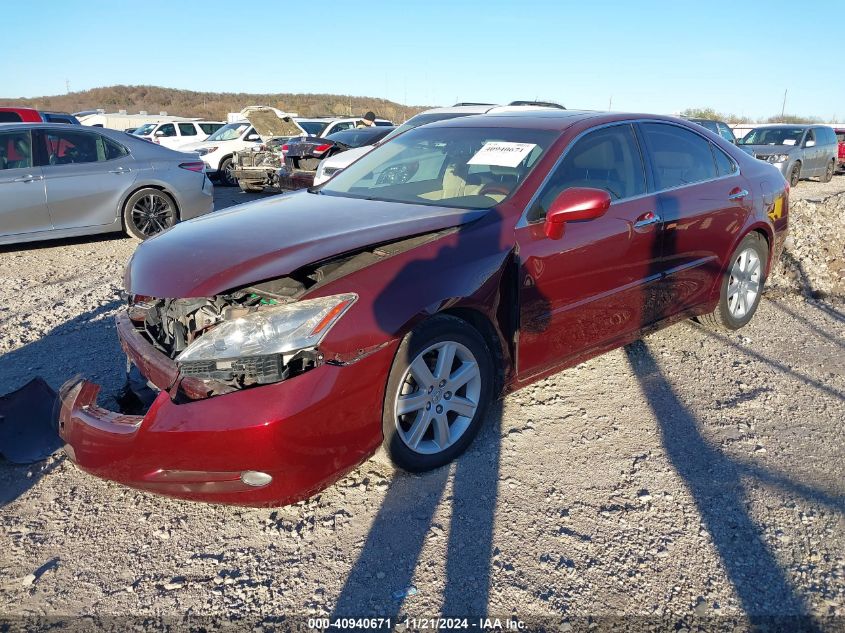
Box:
(2, 0), (842, 121)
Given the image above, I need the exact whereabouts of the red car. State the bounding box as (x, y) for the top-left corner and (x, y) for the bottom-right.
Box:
(59, 111), (789, 506)
(0, 107), (80, 124)
(836, 128), (845, 173)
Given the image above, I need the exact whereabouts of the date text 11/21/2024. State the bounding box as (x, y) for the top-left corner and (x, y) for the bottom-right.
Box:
(307, 617), (526, 630)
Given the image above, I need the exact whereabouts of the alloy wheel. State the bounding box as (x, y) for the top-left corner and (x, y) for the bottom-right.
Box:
(727, 247), (761, 319)
(394, 341), (482, 455)
(131, 193), (175, 237)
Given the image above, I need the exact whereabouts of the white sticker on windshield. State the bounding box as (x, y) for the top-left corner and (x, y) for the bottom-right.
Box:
(467, 142), (537, 168)
(783, 139), (796, 145)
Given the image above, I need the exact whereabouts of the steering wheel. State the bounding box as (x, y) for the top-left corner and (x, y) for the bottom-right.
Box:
(479, 183), (511, 198)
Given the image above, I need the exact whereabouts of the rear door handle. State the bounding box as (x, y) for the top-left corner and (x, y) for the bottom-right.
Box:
(728, 188), (749, 200)
(109, 167), (131, 174)
(633, 211), (661, 229)
(13, 174), (43, 183)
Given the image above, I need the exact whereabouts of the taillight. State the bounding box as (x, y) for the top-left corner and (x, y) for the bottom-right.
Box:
(179, 162), (205, 173)
(313, 144), (332, 154)
(281, 144), (289, 152)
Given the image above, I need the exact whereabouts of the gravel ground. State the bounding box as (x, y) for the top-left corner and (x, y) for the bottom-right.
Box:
(0, 178), (844, 630)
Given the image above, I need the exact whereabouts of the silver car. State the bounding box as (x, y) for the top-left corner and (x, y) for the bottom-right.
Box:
(738, 124), (838, 187)
(0, 123), (213, 245)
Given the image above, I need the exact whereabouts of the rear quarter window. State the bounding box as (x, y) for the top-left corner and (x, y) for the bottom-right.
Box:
(0, 112), (22, 123)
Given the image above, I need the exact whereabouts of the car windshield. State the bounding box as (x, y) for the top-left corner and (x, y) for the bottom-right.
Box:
(325, 127), (392, 148)
(379, 112), (478, 144)
(298, 121), (329, 136)
(206, 122), (250, 141)
(133, 123), (157, 136)
(319, 125), (557, 209)
(739, 127), (805, 146)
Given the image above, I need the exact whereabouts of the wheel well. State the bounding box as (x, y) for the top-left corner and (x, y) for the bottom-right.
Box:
(121, 185), (182, 226)
(439, 307), (507, 393)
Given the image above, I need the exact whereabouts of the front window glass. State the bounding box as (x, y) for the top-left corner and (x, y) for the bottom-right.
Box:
(0, 130), (32, 169)
(739, 127), (805, 146)
(157, 124), (176, 137)
(199, 123), (223, 134)
(836, 132), (845, 143)
(133, 123), (157, 136)
(531, 124), (645, 220)
(206, 122), (250, 141)
(320, 125), (557, 209)
(642, 123), (717, 189)
(297, 121), (329, 136)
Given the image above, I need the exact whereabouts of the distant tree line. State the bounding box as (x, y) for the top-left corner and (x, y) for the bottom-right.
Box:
(0, 85), (432, 123)
(680, 107), (832, 124)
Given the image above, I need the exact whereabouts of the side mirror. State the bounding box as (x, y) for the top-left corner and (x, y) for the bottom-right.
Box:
(804, 139), (816, 148)
(543, 187), (611, 240)
(246, 134), (260, 141)
(154, 129), (166, 137)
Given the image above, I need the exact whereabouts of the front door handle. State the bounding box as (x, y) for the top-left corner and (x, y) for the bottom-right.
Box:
(633, 211), (661, 229)
(109, 167), (131, 174)
(728, 188), (749, 200)
(13, 174), (43, 183)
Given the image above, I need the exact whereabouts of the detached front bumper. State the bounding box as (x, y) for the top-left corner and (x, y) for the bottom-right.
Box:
(58, 313), (392, 506)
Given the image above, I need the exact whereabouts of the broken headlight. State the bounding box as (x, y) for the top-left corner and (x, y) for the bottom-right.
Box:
(175, 293), (356, 385)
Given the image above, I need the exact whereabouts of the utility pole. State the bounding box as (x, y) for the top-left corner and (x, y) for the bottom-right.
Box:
(65, 79), (70, 94)
(608, 95), (613, 110)
(781, 89), (787, 118)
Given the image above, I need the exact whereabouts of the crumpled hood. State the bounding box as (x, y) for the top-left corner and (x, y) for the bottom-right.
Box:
(241, 106), (302, 140)
(125, 191), (487, 298)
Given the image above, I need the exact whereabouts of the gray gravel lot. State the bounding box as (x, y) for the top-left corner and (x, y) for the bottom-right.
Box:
(1, 178), (844, 629)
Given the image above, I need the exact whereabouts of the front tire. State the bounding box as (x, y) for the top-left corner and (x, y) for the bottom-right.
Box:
(123, 188), (177, 240)
(698, 232), (768, 331)
(382, 315), (494, 472)
(789, 162), (801, 187)
(217, 157), (236, 186)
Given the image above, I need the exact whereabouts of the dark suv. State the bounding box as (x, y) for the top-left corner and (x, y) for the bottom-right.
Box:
(685, 118), (738, 144)
(0, 107), (80, 124)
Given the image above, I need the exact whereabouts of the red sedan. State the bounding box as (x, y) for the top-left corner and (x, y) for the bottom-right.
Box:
(59, 111), (789, 506)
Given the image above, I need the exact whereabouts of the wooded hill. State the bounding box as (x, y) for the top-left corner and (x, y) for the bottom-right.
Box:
(0, 85), (431, 122)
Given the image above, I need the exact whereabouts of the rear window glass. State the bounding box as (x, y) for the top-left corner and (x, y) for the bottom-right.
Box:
(298, 121), (329, 136)
(711, 144), (737, 177)
(178, 123), (198, 136)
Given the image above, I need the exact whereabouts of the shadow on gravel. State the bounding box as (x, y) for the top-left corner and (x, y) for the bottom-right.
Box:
(0, 300), (123, 505)
(0, 231), (127, 254)
(625, 340), (824, 630)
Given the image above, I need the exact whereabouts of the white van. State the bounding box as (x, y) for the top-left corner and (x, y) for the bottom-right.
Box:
(133, 121), (225, 149)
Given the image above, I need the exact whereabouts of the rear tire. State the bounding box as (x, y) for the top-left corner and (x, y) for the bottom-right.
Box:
(382, 315), (494, 472)
(821, 159), (835, 183)
(789, 162), (801, 187)
(123, 188), (178, 240)
(698, 232), (768, 331)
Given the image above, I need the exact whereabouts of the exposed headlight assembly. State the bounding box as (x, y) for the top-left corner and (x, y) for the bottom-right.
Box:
(176, 293), (356, 386)
(195, 146), (218, 156)
(765, 154), (789, 163)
